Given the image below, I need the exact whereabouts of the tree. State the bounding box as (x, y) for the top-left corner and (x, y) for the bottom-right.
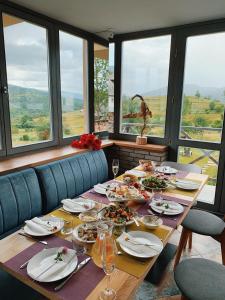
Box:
(94, 57), (109, 131)
(182, 95), (191, 115)
(209, 101), (215, 111)
(194, 116), (207, 127)
(195, 90), (200, 98)
(20, 115), (34, 129)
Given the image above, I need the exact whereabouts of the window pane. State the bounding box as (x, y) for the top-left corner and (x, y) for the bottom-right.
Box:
(178, 146), (219, 205)
(59, 31), (87, 137)
(3, 14), (52, 147)
(180, 33), (225, 143)
(120, 35), (171, 137)
(94, 43), (113, 132)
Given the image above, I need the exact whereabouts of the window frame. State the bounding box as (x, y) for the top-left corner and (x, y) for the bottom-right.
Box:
(0, 1), (107, 156)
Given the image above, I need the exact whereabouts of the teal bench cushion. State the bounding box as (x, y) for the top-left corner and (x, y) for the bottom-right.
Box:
(0, 169), (42, 239)
(35, 150), (108, 213)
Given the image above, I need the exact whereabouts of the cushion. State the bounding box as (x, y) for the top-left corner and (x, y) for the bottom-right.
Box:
(35, 150), (108, 213)
(0, 268), (45, 300)
(175, 258), (225, 300)
(0, 169), (42, 239)
(182, 209), (224, 236)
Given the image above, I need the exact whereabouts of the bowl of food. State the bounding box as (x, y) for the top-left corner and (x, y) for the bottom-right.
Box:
(79, 210), (98, 223)
(139, 215), (163, 229)
(139, 160), (156, 172)
(73, 223), (98, 243)
(122, 174), (138, 184)
(141, 176), (168, 191)
(100, 204), (135, 226)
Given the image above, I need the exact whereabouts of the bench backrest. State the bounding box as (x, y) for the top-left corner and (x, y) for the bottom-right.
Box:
(35, 150), (108, 213)
(0, 169), (42, 238)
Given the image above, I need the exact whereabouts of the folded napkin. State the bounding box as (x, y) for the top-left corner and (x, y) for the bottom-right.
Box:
(117, 232), (160, 255)
(29, 248), (75, 281)
(62, 198), (93, 212)
(94, 184), (106, 194)
(125, 170), (146, 177)
(25, 217), (60, 235)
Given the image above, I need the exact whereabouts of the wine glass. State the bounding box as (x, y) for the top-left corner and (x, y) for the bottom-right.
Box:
(112, 159), (119, 179)
(100, 236), (116, 300)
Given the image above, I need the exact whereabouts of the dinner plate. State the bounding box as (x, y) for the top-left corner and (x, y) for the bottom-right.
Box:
(73, 223), (97, 244)
(150, 200), (184, 215)
(24, 216), (64, 237)
(155, 166), (178, 174)
(93, 183), (107, 195)
(27, 247), (78, 282)
(175, 180), (200, 190)
(62, 198), (96, 213)
(125, 170), (147, 178)
(117, 231), (163, 258)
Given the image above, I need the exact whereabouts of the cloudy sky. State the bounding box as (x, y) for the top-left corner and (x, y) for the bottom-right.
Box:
(3, 17), (225, 97)
(4, 18), (84, 95)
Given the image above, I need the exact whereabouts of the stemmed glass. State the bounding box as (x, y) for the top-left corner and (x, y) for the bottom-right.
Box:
(112, 159), (119, 179)
(100, 236), (116, 300)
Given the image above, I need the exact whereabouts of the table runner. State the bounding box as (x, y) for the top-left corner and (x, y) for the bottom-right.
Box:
(137, 194), (191, 229)
(4, 236), (105, 300)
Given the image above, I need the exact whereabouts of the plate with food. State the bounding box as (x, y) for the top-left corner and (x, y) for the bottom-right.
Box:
(106, 184), (151, 202)
(139, 215), (163, 229)
(150, 199), (184, 215)
(141, 176), (168, 191)
(155, 166), (178, 174)
(24, 216), (64, 237)
(79, 210), (98, 223)
(73, 223), (98, 243)
(99, 204), (135, 226)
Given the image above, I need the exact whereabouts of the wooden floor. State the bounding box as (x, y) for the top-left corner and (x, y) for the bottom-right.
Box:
(135, 226), (222, 300)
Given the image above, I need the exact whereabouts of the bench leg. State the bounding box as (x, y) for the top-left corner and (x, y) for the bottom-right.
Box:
(188, 232), (192, 250)
(220, 233), (225, 265)
(174, 227), (190, 269)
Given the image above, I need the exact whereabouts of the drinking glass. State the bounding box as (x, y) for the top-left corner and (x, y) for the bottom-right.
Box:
(60, 215), (74, 235)
(100, 236), (116, 300)
(112, 159), (119, 179)
(72, 231), (86, 256)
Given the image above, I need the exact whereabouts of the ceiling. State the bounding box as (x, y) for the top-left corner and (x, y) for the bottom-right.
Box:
(10, 0), (225, 38)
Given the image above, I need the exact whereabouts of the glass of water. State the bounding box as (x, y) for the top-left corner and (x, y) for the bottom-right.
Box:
(112, 159), (119, 179)
(72, 231), (86, 256)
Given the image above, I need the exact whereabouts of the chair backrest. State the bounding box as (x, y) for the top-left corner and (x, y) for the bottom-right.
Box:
(0, 169), (42, 238)
(161, 161), (202, 174)
(35, 150), (108, 213)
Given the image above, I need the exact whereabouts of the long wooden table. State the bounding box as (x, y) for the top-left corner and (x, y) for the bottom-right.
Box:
(0, 172), (208, 300)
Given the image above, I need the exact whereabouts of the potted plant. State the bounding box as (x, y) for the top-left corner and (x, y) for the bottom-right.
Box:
(123, 94), (152, 145)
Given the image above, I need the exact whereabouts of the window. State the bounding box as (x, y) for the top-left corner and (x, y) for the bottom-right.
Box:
(120, 35), (171, 137)
(94, 43), (112, 132)
(3, 13), (52, 147)
(59, 31), (88, 138)
(178, 146), (219, 204)
(180, 33), (225, 143)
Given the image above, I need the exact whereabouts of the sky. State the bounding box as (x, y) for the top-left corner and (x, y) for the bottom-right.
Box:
(3, 16), (225, 97)
(4, 17), (84, 95)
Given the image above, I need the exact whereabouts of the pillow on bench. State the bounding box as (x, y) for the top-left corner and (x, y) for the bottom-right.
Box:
(35, 150), (108, 213)
(0, 169), (42, 239)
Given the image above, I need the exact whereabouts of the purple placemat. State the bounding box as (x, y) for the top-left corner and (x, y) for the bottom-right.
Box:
(4, 236), (104, 300)
(137, 194), (191, 229)
(176, 171), (188, 179)
(82, 189), (109, 205)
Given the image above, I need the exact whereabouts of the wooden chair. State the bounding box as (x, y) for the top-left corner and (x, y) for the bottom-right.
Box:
(174, 209), (225, 268)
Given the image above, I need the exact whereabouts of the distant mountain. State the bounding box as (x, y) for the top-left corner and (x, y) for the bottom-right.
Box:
(8, 84), (83, 117)
(142, 84), (225, 102)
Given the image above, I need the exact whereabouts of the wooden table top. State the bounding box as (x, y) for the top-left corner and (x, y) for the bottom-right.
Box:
(0, 172), (208, 300)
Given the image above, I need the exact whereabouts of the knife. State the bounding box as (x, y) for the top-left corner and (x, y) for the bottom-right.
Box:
(54, 257), (91, 291)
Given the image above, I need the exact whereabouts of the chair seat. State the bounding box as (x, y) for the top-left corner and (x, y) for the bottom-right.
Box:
(174, 258), (225, 300)
(182, 209), (224, 236)
(0, 268), (45, 300)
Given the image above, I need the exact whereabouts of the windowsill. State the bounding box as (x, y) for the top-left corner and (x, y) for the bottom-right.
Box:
(0, 139), (167, 175)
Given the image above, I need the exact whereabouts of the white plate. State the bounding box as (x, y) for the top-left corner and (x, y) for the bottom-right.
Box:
(93, 184), (107, 195)
(150, 200), (184, 215)
(24, 216), (64, 237)
(73, 223), (97, 243)
(118, 231), (163, 258)
(140, 215), (163, 229)
(27, 247), (77, 282)
(125, 170), (147, 178)
(155, 166), (178, 174)
(62, 198), (96, 213)
(175, 180), (200, 190)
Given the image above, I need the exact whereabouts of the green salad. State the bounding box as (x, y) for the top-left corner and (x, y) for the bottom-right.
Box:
(142, 176), (167, 190)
